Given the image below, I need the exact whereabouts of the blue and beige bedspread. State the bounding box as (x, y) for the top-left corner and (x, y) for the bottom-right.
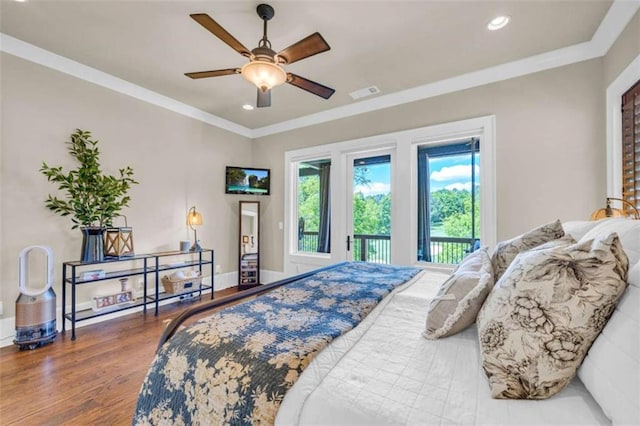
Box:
(133, 262), (421, 425)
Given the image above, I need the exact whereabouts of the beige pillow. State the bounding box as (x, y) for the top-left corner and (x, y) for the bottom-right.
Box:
(477, 233), (628, 399)
(423, 247), (494, 339)
(491, 219), (564, 281)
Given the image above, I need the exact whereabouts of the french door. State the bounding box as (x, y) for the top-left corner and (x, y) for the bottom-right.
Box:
(285, 147), (395, 275)
(346, 151), (393, 264)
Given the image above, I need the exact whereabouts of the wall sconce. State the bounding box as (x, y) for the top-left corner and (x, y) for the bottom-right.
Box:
(590, 197), (640, 220)
(187, 206), (203, 251)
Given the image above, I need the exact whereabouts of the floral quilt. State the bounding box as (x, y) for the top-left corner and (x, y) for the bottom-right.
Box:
(133, 262), (421, 425)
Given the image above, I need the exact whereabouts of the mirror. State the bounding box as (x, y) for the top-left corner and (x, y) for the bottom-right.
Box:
(238, 201), (260, 289)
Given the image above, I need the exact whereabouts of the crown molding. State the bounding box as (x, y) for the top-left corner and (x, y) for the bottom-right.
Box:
(1, 0), (638, 140)
(0, 33), (252, 138)
(590, 0), (640, 55)
(252, 0), (639, 138)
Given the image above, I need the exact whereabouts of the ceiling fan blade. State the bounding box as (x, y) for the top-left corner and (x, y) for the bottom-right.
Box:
(287, 73), (335, 99)
(277, 32), (330, 65)
(185, 68), (240, 79)
(257, 88), (271, 108)
(190, 13), (251, 57)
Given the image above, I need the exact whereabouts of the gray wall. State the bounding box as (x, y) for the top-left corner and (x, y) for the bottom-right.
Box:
(253, 59), (605, 272)
(1, 53), (252, 317)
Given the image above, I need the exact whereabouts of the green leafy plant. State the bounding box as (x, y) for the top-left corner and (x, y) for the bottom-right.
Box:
(40, 129), (138, 229)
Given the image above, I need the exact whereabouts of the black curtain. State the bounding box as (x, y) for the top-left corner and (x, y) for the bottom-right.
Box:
(417, 152), (431, 261)
(317, 163), (331, 253)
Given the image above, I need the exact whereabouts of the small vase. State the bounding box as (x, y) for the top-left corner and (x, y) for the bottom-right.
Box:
(80, 227), (105, 262)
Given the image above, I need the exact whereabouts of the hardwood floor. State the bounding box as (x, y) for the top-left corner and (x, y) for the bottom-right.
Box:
(0, 287), (239, 425)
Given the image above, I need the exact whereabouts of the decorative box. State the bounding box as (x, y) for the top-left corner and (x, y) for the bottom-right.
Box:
(92, 290), (135, 312)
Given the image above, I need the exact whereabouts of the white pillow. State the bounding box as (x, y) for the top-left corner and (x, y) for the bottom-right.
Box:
(579, 218), (640, 267)
(423, 247), (493, 339)
(575, 218), (640, 425)
(562, 220), (602, 241)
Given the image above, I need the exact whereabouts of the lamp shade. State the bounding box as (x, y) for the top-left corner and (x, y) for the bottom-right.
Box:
(241, 60), (287, 92)
(187, 206), (203, 228)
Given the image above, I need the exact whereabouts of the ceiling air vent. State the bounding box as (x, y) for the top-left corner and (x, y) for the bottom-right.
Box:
(349, 86), (381, 100)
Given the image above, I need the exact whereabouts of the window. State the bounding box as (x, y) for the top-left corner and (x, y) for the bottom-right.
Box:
(296, 159), (331, 253)
(417, 138), (480, 264)
(622, 79), (640, 212)
(284, 116), (496, 274)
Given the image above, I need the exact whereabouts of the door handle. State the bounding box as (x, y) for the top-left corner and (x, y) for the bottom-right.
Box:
(346, 235), (351, 251)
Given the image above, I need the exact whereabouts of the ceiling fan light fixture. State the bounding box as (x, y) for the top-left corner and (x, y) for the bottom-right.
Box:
(241, 60), (287, 92)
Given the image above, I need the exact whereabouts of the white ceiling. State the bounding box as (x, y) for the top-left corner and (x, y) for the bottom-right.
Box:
(0, 0), (636, 137)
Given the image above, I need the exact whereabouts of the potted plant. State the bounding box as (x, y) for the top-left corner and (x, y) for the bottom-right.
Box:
(40, 129), (138, 262)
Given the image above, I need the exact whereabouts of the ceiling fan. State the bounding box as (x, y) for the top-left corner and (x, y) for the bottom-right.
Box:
(185, 3), (335, 108)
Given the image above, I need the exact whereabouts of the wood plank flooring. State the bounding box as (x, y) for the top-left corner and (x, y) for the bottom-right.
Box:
(0, 287), (239, 425)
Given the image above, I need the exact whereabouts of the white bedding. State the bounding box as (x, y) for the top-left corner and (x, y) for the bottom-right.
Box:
(276, 270), (610, 425)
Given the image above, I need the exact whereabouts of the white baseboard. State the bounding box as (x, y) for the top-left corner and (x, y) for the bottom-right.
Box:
(0, 270), (284, 348)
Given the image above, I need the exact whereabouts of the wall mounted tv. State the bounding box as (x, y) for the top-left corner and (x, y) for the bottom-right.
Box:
(225, 166), (270, 195)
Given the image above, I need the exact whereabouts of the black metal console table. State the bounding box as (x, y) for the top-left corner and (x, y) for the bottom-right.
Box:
(61, 249), (214, 340)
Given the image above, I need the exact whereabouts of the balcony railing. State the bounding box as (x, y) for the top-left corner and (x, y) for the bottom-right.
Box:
(424, 236), (476, 265)
(298, 232), (476, 264)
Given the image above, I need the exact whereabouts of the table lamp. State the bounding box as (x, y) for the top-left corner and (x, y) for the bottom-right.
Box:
(187, 206), (203, 251)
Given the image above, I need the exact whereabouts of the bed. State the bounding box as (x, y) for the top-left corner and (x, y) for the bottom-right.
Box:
(134, 218), (639, 425)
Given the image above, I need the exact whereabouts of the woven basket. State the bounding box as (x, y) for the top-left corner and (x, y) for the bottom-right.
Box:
(161, 273), (202, 294)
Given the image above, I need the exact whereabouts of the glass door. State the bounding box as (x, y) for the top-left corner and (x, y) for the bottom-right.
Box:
(346, 152), (392, 264)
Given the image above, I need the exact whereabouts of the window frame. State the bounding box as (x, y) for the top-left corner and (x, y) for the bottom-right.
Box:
(283, 115), (496, 274)
(606, 54), (640, 198)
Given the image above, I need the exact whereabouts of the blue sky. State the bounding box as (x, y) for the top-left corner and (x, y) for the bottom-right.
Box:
(354, 154), (479, 196)
(428, 155), (479, 192)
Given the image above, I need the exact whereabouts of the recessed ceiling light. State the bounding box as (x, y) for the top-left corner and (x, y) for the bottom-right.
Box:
(487, 15), (510, 31)
(242, 104), (254, 111)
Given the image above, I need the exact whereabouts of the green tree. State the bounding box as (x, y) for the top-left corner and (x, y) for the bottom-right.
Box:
(442, 187), (480, 238)
(430, 189), (467, 223)
(377, 193), (391, 235)
(352, 192), (391, 235)
(353, 193), (379, 234)
(298, 175), (320, 231)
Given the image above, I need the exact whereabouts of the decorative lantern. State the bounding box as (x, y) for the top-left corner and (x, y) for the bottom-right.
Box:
(104, 216), (134, 258)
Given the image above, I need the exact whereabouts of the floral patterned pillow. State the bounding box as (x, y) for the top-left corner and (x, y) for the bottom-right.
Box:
(491, 219), (565, 281)
(423, 247), (494, 339)
(477, 233), (628, 399)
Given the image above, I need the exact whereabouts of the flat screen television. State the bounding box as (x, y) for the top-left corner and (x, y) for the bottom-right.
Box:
(225, 166), (270, 195)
